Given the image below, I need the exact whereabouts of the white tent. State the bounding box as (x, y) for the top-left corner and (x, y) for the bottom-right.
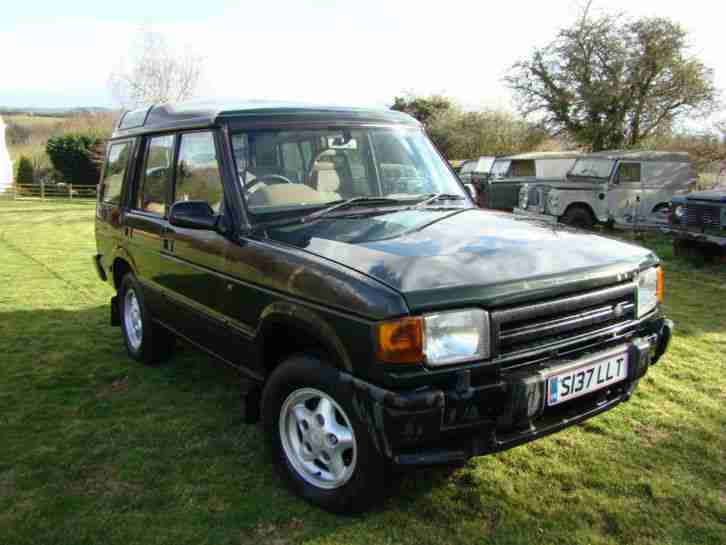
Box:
(0, 116), (13, 191)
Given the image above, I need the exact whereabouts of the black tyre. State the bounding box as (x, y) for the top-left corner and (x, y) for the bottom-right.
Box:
(262, 354), (387, 514)
(119, 273), (175, 365)
(561, 205), (595, 230)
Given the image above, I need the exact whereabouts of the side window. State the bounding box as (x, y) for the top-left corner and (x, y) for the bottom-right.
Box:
(616, 162), (641, 183)
(510, 160), (536, 178)
(281, 143), (303, 172)
(174, 132), (224, 213)
(281, 142), (304, 182)
(136, 135), (174, 215)
(101, 142), (131, 204)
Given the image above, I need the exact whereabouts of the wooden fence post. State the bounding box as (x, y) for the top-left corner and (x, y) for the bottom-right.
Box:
(40, 181), (45, 201)
(69, 183), (73, 200)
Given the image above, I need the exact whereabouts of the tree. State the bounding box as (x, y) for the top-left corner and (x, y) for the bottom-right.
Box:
(506, 6), (718, 151)
(427, 107), (548, 159)
(109, 30), (203, 108)
(391, 94), (454, 126)
(46, 134), (104, 185)
(391, 94), (549, 158)
(15, 156), (34, 185)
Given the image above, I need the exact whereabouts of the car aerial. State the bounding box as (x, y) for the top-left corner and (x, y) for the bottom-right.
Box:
(669, 173), (726, 260)
(94, 100), (673, 513)
(516, 151), (696, 230)
(476, 152), (581, 211)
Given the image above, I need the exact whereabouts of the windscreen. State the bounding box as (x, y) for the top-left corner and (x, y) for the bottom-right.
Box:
(231, 127), (466, 215)
(490, 159), (511, 179)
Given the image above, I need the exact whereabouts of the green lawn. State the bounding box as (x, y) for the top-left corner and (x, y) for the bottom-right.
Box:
(0, 201), (724, 545)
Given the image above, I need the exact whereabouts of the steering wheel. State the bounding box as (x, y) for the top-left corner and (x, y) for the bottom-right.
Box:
(243, 173), (294, 192)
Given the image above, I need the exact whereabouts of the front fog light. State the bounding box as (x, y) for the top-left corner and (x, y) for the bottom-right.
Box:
(424, 309), (489, 366)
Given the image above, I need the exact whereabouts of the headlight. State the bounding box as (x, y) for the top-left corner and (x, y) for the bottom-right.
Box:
(375, 309), (491, 366)
(424, 309), (490, 366)
(547, 192), (560, 211)
(519, 185), (529, 209)
(637, 266), (664, 318)
(673, 205), (685, 222)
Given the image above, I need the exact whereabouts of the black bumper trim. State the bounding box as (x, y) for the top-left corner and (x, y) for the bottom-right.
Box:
(347, 320), (673, 466)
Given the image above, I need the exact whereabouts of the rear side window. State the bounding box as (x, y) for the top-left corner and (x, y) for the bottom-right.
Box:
(174, 132), (224, 212)
(510, 160), (536, 177)
(137, 135), (174, 215)
(617, 162), (641, 183)
(101, 142), (131, 204)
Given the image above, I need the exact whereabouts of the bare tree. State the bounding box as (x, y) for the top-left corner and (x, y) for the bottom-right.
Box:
(109, 30), (203, 109)
(717, 119), (726, 140)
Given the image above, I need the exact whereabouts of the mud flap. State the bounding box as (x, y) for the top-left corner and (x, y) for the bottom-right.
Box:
(110, 295), (120, 326)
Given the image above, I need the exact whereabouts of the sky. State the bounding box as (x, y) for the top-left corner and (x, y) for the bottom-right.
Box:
(0, 0), (724, 124)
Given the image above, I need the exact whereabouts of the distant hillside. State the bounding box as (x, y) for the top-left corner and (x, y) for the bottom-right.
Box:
(0, 106), (114, 117)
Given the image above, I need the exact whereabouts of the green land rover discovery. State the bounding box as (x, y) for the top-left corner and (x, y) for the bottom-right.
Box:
(94, 100), (673, 513)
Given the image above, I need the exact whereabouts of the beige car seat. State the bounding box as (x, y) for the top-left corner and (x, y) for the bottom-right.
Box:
(247, 183), (340, 208)
(310, 161), (342, 193)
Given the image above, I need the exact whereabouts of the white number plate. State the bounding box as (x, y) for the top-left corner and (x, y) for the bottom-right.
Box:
(547, 351), (628, 406)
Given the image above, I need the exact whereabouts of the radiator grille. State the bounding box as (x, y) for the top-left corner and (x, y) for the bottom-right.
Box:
(491, 283), (636, 360)
(685, 203), (722, 228)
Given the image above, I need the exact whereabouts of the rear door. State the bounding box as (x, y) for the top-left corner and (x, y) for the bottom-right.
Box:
(96, 139), (135, 266)
(123, 134), (175, 317)
(608, 162), (643, 224)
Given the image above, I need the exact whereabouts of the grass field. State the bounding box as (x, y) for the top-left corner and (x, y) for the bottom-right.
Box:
(0, 201), (724, 545)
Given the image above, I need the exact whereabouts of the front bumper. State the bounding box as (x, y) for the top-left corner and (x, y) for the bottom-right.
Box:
(345, 319), (673, 466)
(669, 227), (726, 248)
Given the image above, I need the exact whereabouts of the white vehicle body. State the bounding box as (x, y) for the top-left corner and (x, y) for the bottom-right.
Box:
(517, 151), (696, 227)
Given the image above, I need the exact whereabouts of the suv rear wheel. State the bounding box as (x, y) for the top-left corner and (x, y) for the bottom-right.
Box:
(262, 354), (387, 513)
(119, 273), (175, 364)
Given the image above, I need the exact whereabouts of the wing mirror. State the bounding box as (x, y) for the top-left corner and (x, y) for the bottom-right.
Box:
(168, 200), (218, 230)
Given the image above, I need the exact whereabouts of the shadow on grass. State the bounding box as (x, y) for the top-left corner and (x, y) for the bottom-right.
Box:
(2, 304), (724, 545)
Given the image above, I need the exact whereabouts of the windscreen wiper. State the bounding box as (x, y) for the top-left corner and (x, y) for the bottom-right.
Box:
(412, 193), (467, 208)
(300, 196), (403, 223)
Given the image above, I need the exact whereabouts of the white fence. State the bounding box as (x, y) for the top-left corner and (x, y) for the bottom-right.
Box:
(0, 182), (97, 201)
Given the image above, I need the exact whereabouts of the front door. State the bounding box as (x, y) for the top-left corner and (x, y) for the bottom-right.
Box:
(159, 130), (241, 360)
(608, 162), (643, 224)
(489, 159), (535, 210)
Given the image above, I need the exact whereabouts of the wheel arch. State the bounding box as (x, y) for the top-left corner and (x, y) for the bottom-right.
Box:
(110, 247), (139, 291)
(256, 302), (354, 378)
(563, 202), (597, 222)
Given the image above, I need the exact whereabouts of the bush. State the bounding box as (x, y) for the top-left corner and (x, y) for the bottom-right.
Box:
(46, 133), (104, 185)
(391, 93), (551, 159)
(15, 156), (35, 184)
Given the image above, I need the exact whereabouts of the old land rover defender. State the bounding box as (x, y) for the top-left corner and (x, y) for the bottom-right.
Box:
(94, 101), (673, 513)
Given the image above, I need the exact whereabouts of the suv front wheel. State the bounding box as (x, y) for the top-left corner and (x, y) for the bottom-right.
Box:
(119, 273), (175, 364)
(262, 354), (388, 513)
